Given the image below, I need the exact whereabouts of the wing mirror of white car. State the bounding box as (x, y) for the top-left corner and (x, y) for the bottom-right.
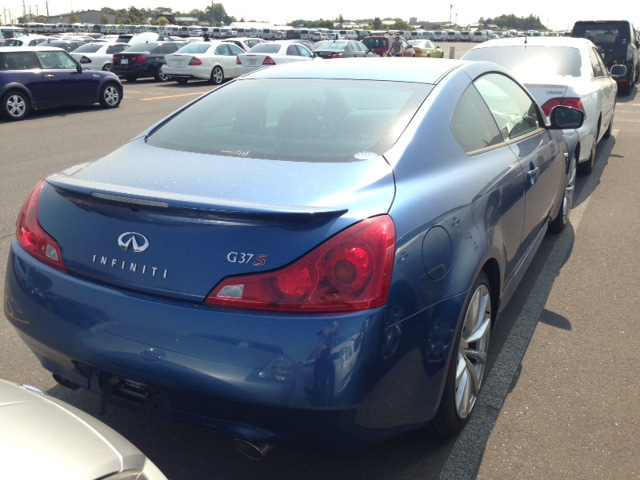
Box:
(549, 105), (585, 130)
(609, 64), (627, 78)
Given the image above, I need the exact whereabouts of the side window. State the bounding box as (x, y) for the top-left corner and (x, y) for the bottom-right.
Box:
(36, 51), (76, 69)
(475, 73), (542, 141)
(589, 48), (604, 77)
(451, 84), (502, 154)
(298, 46), (313, 58)
(228, 44), (243, 56)
(286, 45), (297, 56)
(215, 44), (229, 55)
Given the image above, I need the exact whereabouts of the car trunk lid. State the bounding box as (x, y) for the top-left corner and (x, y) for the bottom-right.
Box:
(40, 140), (395, 302)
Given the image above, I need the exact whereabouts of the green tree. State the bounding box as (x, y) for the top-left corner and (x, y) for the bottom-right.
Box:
(206, 3), (233, 26)
(372, 17), (382, 30)
(152, 16), (170, 26)
(390, 18), (411, 31)
(69, 11), (79, 23)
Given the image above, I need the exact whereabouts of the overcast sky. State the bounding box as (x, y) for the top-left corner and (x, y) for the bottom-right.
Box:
(4, 0), (639, 33)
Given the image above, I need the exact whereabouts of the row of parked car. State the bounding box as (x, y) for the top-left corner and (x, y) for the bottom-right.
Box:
(0, 31), (448, 120)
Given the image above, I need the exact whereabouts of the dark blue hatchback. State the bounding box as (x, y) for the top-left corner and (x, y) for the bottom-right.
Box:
(4, 58), (584, 452)
(0, 46), (122, 120)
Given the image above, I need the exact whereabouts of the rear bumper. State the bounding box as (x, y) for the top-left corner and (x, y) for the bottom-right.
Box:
(5, 241), (463, 446)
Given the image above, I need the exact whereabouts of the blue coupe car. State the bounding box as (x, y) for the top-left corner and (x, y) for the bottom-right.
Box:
(0, 46), (122, 120)
(4, 58), (582, 453)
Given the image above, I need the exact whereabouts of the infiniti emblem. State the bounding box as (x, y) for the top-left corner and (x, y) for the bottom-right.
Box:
(118, 232), (149, 253)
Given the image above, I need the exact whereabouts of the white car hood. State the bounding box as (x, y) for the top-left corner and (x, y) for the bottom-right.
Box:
(0, 379), (165, 479)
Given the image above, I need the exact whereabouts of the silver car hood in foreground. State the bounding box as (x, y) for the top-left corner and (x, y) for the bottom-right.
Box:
(0, 378), (167, 480)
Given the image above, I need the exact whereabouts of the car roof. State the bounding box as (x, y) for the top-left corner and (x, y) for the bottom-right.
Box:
(0, 45), (66, 52)
(471, 36), (594, 49)
(242, 57), (470, 84)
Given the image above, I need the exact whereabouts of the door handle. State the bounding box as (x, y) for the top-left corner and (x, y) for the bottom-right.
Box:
(527, 167), (539, 185)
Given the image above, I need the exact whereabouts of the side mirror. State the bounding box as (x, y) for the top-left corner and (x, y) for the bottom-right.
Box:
(609, 64), (627, 78)
(549, 105), (584, 129)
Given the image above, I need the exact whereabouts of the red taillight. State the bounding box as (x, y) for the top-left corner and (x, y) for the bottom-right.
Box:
(262, 56), (276, 66)
(16, 181), (65, 271)
(132, 55), (146, 64)
(206, 216), (396, 312)
(236, 56), (241, 65)
(188, 57), (202, 66)
(332, 53), (343, 59)
(541, 97), (584, 117)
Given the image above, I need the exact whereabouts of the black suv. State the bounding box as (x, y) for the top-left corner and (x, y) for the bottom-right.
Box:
(571, 20), (640, 95)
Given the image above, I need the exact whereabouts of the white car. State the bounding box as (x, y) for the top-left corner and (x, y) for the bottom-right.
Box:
(222, 36), (265, 52)
(236, 41), (318, 74)
(71, 42), (130, 71)
(462, 36), (626, 174)
(1, 35), (49, 47)
(0, 378), (167, 479)
(161, 41), (245, 84)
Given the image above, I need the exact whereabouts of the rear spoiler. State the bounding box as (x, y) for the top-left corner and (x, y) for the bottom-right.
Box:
(46, 174), (348, 225)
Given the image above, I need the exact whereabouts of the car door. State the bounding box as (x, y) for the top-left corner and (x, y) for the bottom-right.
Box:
(36, 50), (98, 104)
(215, 43), (241, 77)
(286, 44), (314, 63)
(1, 51), (51, 106)
(450, 76), (526, 287)
(589, 45), (617, 137)
(475, 73), (565, 251)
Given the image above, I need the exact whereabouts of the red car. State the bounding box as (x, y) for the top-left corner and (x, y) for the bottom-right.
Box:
(362, 34), (415, 57)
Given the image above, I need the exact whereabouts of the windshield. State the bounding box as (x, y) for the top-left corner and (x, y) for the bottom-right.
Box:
(572, 22), (631, 45)
(146, 78), (431, 162)
(464, 46), (582, 77)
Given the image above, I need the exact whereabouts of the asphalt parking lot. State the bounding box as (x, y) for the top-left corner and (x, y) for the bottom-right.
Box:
(1, 42), (639, 478)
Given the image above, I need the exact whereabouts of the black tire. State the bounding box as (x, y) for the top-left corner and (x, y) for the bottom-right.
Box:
(99, 82), (122, 109)
(578, 139), (596, 175)
(155, 69), (170, 82)
(618, 80), (632, 96)
(431, 270), (492, 436)
(603, 106), (615, 139)
(209, 65), (224, 85)
(102, 63), (112, 71)
(1, 90), (29, 121)
(549, 151), (577, 233)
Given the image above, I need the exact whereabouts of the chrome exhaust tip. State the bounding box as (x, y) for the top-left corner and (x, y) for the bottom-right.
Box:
(233, 438), (273, 461)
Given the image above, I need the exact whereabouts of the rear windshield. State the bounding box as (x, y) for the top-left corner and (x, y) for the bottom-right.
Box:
(571, 22), (631, 46)
(123, 43), (160, 53)
(315, 41), (347, 51)
(247, 43), (280, 54)
(464, 46), (582, 77)
(362, 37), (389, 49)
(73, 44), (102, 53)
(146, 78), (431, 162)
(175, 43), (211, 54)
